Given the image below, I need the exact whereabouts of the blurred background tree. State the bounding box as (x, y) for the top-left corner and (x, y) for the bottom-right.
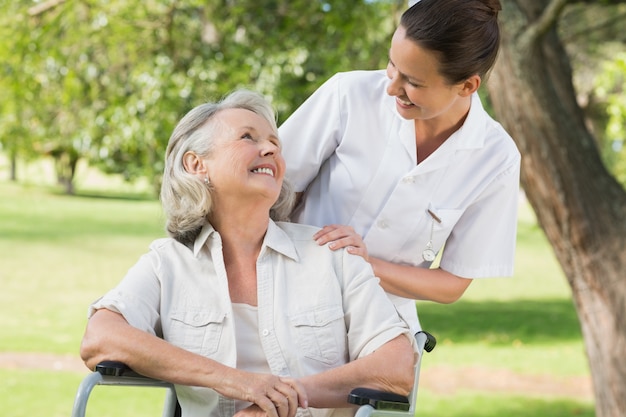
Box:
(1, 1), (625, 195)
(0, 0), (403, 194)
(488, 1), (626, 416)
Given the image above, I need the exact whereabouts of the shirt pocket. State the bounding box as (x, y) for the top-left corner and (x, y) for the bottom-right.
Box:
(168, 310), (226, 356)
(289, 305), (345, 366)
(428, 206), (464, 249)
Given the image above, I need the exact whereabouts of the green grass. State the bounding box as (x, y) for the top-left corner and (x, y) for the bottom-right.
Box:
(0, 182), (165, 354)
(415, 392), (594, 417)
(0, 178), (595, 417)
(1, 369), (166, 417)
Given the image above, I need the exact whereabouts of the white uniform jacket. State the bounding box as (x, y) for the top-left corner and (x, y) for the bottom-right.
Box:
(279, 70), (521, 332)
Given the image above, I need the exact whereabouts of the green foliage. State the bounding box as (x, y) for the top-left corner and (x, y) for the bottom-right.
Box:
(560, 3), (626, 188)
(594, 52), (626, 185)
(0, 1), (403, 193)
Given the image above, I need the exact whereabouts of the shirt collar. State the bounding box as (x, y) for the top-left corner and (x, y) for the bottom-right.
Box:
(448, 92), (488, 150)
(192, 220), (300, 262)
(262, 221), (300, 261)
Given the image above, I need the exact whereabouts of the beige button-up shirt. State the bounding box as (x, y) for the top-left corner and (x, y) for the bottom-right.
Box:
(90, 220), (413, 417)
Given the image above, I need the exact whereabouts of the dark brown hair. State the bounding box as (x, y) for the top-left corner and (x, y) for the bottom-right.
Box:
(400, 0), (502, 84)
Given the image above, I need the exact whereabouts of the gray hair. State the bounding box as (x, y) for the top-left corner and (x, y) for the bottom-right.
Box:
(160, 89), (295, 245)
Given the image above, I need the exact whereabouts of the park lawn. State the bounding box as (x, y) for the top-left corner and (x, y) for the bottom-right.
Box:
(0, 180), (594, 416)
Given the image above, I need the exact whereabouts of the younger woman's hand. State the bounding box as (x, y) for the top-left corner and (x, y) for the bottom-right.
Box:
(314, 224), (369, 262)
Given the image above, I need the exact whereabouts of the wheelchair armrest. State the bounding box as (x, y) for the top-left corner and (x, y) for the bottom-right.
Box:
(418, 330), (437, 353)
(72, 361), (178, 417)
(348, 388), (410, 411)
(95, 360), (145, 378)
(347, 330), (437, 413)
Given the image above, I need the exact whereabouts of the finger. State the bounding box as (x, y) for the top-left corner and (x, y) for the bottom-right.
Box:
(347, 245), (369, 260)
(234, 404), (264, 417)
(280, 378), (308, 409)
(257, 396), (279, 417)
(268, 388), (289, 417)
(316, 224), (355, 241)
(313, 225), (340, 241)
(274, 383), (299, 417)
(327, 235), (362, 250)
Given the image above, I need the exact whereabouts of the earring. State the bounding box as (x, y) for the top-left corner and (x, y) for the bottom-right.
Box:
(204, 175), (210, 186)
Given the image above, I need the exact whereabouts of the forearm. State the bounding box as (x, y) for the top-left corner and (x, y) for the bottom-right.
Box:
(81, 309), (309, 417)
(369, 257), (472, 303)
(298, 335), (415, 409)
(80, 309), (237, 388)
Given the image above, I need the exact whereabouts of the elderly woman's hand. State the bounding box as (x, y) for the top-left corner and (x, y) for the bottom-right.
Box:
(234, 404), (266, 417)
(314, 224), (370, 262)
(216, 371), (307, 417)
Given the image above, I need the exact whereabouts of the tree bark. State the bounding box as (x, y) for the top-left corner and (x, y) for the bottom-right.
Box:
(487, 1), (626, 416)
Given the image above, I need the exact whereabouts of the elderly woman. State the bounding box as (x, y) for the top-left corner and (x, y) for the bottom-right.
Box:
(79, 90), (416, 417)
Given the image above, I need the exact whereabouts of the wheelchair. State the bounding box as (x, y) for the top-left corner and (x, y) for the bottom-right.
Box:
(71, 331), (436, 417)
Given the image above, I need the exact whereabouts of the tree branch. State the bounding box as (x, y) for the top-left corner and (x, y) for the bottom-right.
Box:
(28, 0), (66, 17)
(561, 10), (626, 42)
(519, 0), (570, 49)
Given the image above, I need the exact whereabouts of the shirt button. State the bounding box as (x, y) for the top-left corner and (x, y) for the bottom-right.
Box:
(377, 220), (388, 229)
(402, 176), (415, 184)
(262, 329), (270, 336)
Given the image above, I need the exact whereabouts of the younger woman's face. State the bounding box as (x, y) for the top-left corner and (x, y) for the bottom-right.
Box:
(386, 26), (467, 121)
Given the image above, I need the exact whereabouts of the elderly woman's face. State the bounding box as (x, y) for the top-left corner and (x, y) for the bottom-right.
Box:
(206, 108), (285, 205)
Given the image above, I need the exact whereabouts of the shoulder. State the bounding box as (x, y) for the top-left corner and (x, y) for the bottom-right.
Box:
(485, 119), (521, 165)
(271, 221), (342, 262)
(331, 69), (386, 83)
(148, 237), (181, 250)
(274, 221), (322, 242)
(333, 70), (388, 94)
(315, 70), (388, 99)
(470, 95), (520, 164)
(146, 237), (195, 260)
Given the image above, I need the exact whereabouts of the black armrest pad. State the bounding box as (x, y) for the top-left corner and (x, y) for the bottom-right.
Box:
(95, 361), (145, 378)
(347, 387), (410, 411)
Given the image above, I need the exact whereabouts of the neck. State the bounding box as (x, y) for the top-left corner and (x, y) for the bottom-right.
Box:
(209, 201), (270, 306)
(414, 96), (471, 163)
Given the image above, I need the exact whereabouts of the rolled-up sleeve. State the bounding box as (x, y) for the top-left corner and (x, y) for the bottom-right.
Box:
(88, 250), (162, 337)
(339, 250), (415, 360)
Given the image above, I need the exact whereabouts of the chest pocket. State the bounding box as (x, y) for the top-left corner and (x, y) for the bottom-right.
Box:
(430, 207), (464, 250)
(289, 305), (345, 366)
(169, 310), (226, 356)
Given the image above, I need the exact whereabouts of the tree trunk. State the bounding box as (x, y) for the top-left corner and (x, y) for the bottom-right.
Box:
(10, 150), (17, 181)
(487, 1), (626, 416)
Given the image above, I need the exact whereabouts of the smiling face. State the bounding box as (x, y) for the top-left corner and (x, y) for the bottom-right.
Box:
(386, 26), (471, 122)
(203, 108), (285, 207)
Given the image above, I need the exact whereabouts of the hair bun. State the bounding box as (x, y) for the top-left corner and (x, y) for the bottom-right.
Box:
(484, 0), (502, 16)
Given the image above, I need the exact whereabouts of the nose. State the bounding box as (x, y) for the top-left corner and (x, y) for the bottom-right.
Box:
(386, 65), (403, 97)
(260, 138), (279, 156)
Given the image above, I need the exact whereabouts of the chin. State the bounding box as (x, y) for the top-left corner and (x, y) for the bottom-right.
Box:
(396, 105), (418, 120)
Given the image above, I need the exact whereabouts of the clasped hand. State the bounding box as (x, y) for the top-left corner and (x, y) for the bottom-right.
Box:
(218, 371), (307, 417)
